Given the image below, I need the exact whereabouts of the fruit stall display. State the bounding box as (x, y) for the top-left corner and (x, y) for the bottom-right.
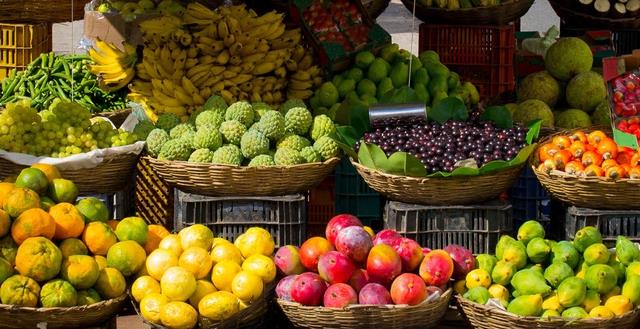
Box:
(457, 220), (640, 328)
(275, 214), (454, 328)
(400, 0), (534, 25)
(533, 128), (640, 209)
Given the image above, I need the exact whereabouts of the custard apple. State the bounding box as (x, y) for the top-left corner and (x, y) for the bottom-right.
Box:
(219, 120), (246, 146)
(276, 134), (311, 151)
(193, 126), (222, 151)
(309, 114), (336, 141)
(248, 154), (275, 167)
(240, 130), (270, 159)
(169, 123), (196, 139)
(284, 107), (313, 135)
(180, 131), (196, 148)
(188, 148), (214, 163)
(225, 101), (254, 127)
(145, 128), (170, 157)
(280, 99), (307, 115)
(313, 136), (340, 160)
(156, 113), (181, 132)
(204, 95), (228, 113)
(257, 110), (285, 141)
(158, 138), (193, 161)
(300, 146), (322, 163)
(195, 110), (224, 130)
(133, 121), (155, 140)
(211, 145), (243, 165)
(274, 148), (305, 165)
(252, 102), (272, 120)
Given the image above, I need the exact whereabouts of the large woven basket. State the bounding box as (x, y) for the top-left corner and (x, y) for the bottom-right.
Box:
(0, 0), (87, 23)
(0, 294), (127, 329)
(457, 295), (640, 329)
(277, 288), (452, 329)
(0, 152), (139, 194)
(400, 0), (533, 25)
(144, 156), (340, 197)
(549, 0), (640, 29)
(351, 159), (524, 205)
(531, 127), (640, 210)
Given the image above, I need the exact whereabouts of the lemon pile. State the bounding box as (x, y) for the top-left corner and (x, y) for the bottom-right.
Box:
(133, 225), (276, 329)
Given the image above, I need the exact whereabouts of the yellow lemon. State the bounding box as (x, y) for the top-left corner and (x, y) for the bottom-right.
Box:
(241, 254), (276, 284)
(188, 279), (217, 308)
(160, 301), (198, 329)
(178, 224), (214, 251)
(140, 293), (169, 324)
(211, 260), (242, 292)
(234, 227), (274, 258)
(604, 295), (633, 316)
(146, 249), (179, 281)
(198, 291), (240, 321)
(131, 275), (161, 303)
(231, 270), (264, 303)
(589, 305), (615, 319)
(210, 243), (244, 266)
(179, 247), (213, 279)
(159, 234), (183, 257)
(161, 266), (197, 302)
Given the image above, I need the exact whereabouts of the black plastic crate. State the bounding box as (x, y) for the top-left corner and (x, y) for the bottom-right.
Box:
(174, 191), (306, 247)
(79, 185), (136, 219)
(560, 22), (640, 56)
(384, 200), (513, 254)
(565, 206), (640, 246)
(508, 167), (550, 221)
(335, 158), (383, 230)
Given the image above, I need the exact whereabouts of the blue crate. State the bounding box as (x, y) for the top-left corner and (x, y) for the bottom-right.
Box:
(335, 158), (383, 229)
(509, 167), (550, 222)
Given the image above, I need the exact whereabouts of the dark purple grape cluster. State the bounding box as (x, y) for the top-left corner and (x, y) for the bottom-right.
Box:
(355, 120), (528, 173)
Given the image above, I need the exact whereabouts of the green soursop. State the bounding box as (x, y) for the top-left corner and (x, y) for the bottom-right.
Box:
(188, 148), (214, 163)
(300, 146), (322, 163)
(284, 107), (313, 135)
(211, 145), (243, 165)
(192, 126), (222, 151)
(240, 130), (270, 159)
(555, 109), (592, 129)
(280, 99), (307, 115)
(180, 131), (196, 148)
(545, 37), (593, 81)
(274, 148), (305, 166)
(517, 71), (561, 107)
(203, 95), (228, 113)
(309, 115), (336, 141)
(313, 136), (340, 160)
(195, 110), (224, 130)
(565, 71), (607, 113)
(248, 154), (275, 167)
(276, 134), (311, 151)
(158, 138), (193, 161)
(225, 101), (254, 127)
(514, 99), (555, 128)
(591, 101), (611, 126)
(219, 120), (246, 146)
(133, 120), (155, 140)
(257, 111), (285, 141)
(169, 123), (196, 139)
(248, 122), (260, 131)
(252, 102), (272, 120)
(155, 113), (181, 132)
(145, 128), (170, 157)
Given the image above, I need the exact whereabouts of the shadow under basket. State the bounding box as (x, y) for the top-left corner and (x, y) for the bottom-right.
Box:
(350, 160), (524, 206)
(401, 0), (533, 25)
(456, 295), (640, 329)
(0, 294), (127, 329)
(277, 289), (452, 329)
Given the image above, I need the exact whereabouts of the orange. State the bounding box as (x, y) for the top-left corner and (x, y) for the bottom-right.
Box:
(159, 301), (198, 329)
(107, 220), (119, 232)
(40, 279), (78, 307)
(82, 222), (117, 256)
(30, 163), (61, 183)
(61, 255), (100, 289)
(179, 247), (213, 279)
(76, 288), (102, 305)
(145, 248), (179, 281)
(11, 208), (56, 245)
(131, 275), (161, 303)
(241, 254), (276, 284)
(49, 203), (85, 240)
(144, 224), (170, 254)
(188, 280), (217, 308)
(159, 234), (183, 257)
(75, 197), (109, 223)
(48, 178), (78, 204)
(198, 291), (240, 321)
(15, 236), (62, 282)
(0, 257), (14, 284)
(0, 235), (17, 266)
(231, 271), (263, 303)
(0, 182), (14, 209)
(3, 187), (40, 218)
(161, 266), (197, 302)
(210, 242), (244, 266)
(106, 241), (147, 276)
(40, 196), (55, 211)
(211, 260), (241, 292)
(0, 209), (9, 237)
(115, 216), (148, 245)
(140, 293), (169, 324)
(94, 255), (107, 271)
(0, 274), (40, 307)
(59, 238), (88, 258)
(178, 224), (214, 251)
(94, 267), (126, 299)
(14, 168), (48, 195)
(234, 227), (274, 258)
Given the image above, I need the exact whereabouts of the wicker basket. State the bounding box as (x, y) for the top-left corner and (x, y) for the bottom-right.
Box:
(0, 0), (87, 23)
(457, 295), (640, 329)
(144, 156), (340, 197)
(0, 294), (127, 329)
(0, 152), (139, 194)
(96, 109), (132, 128)
(400, 0), (533, 25)
(351, 159), (524, 205)
(277, 288), (452, 329)
(531, 127), (640, 210)
(548, 0), (640, 29)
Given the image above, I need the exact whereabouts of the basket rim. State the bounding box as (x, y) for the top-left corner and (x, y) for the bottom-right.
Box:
(278, 288), (453, 310)
(402, 0), (532, 12)
(144, 155), (341, 170)
(548, 0), (640, 25)
(456, 294), (640, 324)
(0, 293), (127, 312)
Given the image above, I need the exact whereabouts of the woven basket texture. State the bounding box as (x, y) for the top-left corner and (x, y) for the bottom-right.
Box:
(549, 0), (640, 29)
(0, 0), (87, 23)
(145, 156), (340, 197)
(277, 288), (452, 329)
(457, 295), (640, 329)
(400, 0), (533, 25)
(351, 159), (524, 205)
(96, 109), (132, 128)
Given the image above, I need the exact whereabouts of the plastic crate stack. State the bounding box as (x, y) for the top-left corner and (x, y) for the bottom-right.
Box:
(335, 158), (384, 230)
(419, 23), (516, 100)
(508, 167), (552, 231)
(0, 23), (52, 80)
(565, 207), (640, 247)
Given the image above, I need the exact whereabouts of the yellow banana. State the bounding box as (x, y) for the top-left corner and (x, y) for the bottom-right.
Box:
(212, 81), (225, 92)
(201, 87), (213, 100)
(313, 76), (323, 86)
(191, 71), (211, 88)
(285, 59), (298, 72)
(240, 62), (255, 74)
(211, 66), (226, 75)
(291, 71), (311, 81)
(270, 37), (296, 50)
(262, 92), (274, 104)
(187, 63), (213, 79)
(220, 90), (235, 105)
(229, 42), (243, 56)
(242, 53), (266, 64)
(218, 20), (229, 39)
(231, 74), (252, 85)
(192, 92), (206, 105)
(291, 45), (306, 62)
(222, 70), (238, 79)
(187, 47), (199, 58)
(298, 54), (314, 70)
(226, 16), (242, 35)
(288, 79), (314, 91)
(229, 55), (242, 66)
(273, 91), (284, 103)
(185, 58), (198, 69)
(287, 89), (313, 99)
(274, 67), (287, 79)
(89, 62), (123, 76)
(223, 34), (236, 48)
(251, 92), (262, 102)
(216, 50), (230, 65)
(199, 55), (217, 65)
(174, 87), (195, 106)
(239, 82), (253, 92)
(182, 77), (198, 95)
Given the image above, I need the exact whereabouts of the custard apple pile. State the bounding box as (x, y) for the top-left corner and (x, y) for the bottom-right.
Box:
(145, 96), (341, 166)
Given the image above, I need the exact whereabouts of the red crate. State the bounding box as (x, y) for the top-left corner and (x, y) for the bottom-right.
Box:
(419, 23), (516, 99)
(307, 175), (335, 238)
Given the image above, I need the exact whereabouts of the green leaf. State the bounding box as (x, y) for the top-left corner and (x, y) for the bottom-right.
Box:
(348, 99), (370, 139)
(379, 86), (420, 104)
(426, 171), (451, 178)
(428, 97), (468, 124)
(450, 166), (480, 176)
(383, 152), (428, 177)
(357, 143), (388, 169)
(508, 143), (537, 166)
(330, 125), (359, 160)
(526, 119), (543, 145)
(479, 160), (510, 174)
(480, 106), (513, 129)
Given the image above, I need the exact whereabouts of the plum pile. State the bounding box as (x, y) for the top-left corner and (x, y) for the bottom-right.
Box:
(356, 120), (528, 173)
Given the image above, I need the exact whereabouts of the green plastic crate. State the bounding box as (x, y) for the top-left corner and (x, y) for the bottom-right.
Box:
(335, 158), (383, 229)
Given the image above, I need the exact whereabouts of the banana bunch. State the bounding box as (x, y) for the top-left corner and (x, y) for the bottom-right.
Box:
(88, 39), (137, 92)
(286, 45), (323, 100)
